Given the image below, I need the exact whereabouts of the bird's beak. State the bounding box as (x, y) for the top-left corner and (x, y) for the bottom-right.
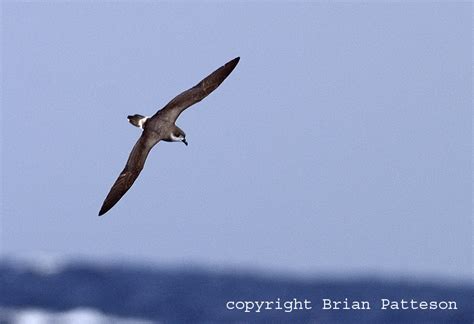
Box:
(182, 139), (188, 146)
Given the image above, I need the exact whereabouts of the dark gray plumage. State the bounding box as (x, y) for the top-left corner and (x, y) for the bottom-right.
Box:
(99, 57), (240, 216)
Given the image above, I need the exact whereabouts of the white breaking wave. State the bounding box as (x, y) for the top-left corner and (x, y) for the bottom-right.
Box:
(0, 307), (157, 324)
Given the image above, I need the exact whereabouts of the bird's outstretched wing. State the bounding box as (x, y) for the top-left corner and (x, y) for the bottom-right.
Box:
(154, 57), (240, 123)
(99, 130), (158, 216)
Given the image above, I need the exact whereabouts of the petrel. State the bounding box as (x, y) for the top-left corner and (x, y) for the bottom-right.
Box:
(98, 57), (240, 216)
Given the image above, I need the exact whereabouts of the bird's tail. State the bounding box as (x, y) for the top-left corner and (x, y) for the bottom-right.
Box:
(127, 114), (148, 129)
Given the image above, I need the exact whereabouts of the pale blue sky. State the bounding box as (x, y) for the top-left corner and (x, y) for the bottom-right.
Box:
(1, 2), (471, 281)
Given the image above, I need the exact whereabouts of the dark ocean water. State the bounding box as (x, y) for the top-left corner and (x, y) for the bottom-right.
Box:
(0, 260), (472, 323)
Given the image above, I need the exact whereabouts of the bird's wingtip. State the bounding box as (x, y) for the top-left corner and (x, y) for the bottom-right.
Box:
(225, 57), (240, 70)
(227, 57), (240, 66)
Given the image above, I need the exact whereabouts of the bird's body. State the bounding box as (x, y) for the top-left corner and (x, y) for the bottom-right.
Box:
(98, 57), (240, 216)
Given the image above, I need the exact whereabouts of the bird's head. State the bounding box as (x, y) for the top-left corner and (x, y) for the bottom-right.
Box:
(170, 127), (188, 146)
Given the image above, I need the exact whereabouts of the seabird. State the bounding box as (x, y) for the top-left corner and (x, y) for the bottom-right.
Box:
(98, 57), (240, 216)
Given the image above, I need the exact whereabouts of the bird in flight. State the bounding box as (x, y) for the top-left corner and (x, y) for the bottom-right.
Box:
(98, 57), (240, 216)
